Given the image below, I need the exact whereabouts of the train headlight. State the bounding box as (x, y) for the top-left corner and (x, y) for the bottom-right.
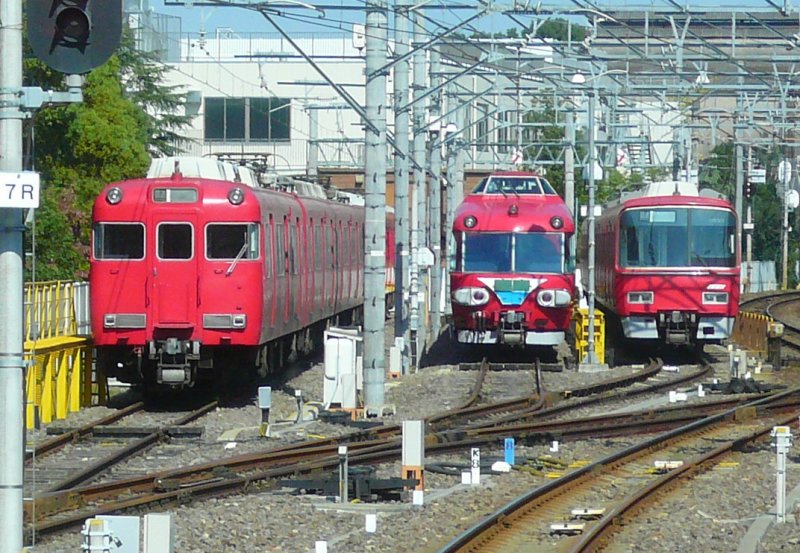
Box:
(550, 216), (564, 229)
(228, 187), (245, 205)
(628, 291), (654, 304)
(537, 289), (571, 307)
(452, 287), (490, 306)
(463, 215), (478, 228)
(106, 187), (123, 205)
(702, 292), (728, 304)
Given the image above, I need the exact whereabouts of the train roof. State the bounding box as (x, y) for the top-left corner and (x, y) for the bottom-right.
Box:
(453, 193), (574, 233)
(607, 180), (734, 211)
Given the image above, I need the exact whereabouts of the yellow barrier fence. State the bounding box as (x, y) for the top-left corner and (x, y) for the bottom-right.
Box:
(731, 311), (774, 357)
(573, 307), (605, 365)
(23, 281), (97, 429)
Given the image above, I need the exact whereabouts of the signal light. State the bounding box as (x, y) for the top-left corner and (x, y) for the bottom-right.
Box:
(744, 180), (755, 200)
(27, 0), (122, 74)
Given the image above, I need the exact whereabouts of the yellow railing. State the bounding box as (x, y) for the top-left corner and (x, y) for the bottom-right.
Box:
(23, 281), (98, 429)
(573, 306), (605, 365)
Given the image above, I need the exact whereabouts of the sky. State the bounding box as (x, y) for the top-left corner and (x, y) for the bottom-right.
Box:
(148, 1), (799, 36)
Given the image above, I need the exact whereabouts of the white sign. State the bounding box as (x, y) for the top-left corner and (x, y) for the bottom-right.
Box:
(749, 168), (766, 184)
(352, 24), (366, 50)
(470, 447), (481, 485)
(779, 160), (792, 185)
(511, 148), (523, 165)
(1, 172), (40, 209)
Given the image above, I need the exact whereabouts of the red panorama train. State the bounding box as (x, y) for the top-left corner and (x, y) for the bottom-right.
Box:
(450, 171), (575, 347)
(90, 158), (395, 389)
(579, 180), (740, 354)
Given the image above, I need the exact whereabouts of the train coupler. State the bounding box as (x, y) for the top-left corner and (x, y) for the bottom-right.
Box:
(499, 311), (525, 346)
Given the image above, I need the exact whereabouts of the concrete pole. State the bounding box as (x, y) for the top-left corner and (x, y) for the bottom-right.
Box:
(393, 0), (411, 373)
(363, 0), (387, 411)
(564, 108), (576, 261)
(307, 106), (319, 178)
(583, 88), (599, 365)
(428, 47), (442, 339)
(746, 146), (753, 292)
(0, 0), (25, 550)
(409, 11), (427, 367)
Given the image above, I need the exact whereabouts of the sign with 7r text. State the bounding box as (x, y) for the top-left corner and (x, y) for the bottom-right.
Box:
(1, 172), (40, 209)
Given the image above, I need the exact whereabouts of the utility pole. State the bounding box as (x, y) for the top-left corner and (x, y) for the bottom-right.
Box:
(393, 0), (411, 374)
(410, 10), (427, 368)
(363, 0), (388, 412)
(0, 0), (25, 549)
(307, 106), (319, 178)
(428, 46), (442, 339)
(564, 104), (576, 260)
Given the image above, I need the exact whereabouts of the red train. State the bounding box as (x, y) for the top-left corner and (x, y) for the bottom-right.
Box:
(579, 180), (740, 356)
(450, 171), (576, 347)
(90, 157), (394, 389)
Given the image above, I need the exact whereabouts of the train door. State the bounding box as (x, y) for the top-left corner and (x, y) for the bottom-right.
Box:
(289, 217), (301, 329)
(265, 216), (277, 329)
(150, 217), (197, 327)
(274, 218), (288, 327)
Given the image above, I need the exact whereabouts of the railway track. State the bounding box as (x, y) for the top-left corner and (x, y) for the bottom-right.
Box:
(433, 388), (800, 553)
(26, 355), (758, 542)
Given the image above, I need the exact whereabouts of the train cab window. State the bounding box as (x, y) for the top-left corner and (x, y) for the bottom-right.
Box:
(93, 223), (145, 260)
(206, 223), (259, 260)
(515, 233), (564, 273)
(157, 223), (192, 260)
(463, 233), (512, 272)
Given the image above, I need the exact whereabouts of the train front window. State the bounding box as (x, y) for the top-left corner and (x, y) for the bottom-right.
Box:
(463, 234), (512, 272)
(515, 233), (564, 273)
(157, 223), (193, 260)
(206, 223), (259, 260)
(462, 232), (565, 273)
(619, 208), (736, 268)
(93, 223), (144, 260)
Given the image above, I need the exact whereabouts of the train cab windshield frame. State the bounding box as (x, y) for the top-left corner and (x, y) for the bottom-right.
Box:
(458, 231), (567, 274)
(618, 206), (737, 269)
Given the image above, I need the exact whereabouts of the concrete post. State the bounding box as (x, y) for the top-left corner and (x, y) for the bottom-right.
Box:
(428, 46), (442, 339)
(363, 0), (387, 410)
(0, 0), (25, 550)
(393, 0), (411, 374)
(307, 106), (319, 178)
(410, 11), (427, 367)
(564, 108), (576, 262)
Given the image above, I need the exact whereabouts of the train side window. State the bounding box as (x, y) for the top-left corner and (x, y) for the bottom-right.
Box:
(275, 223), (286, 275)
(206, 223), (259, 260)
(327, 224), (335, 269)
(290, 223), (299, 275)
(93, 223), (145, 260)
(157, 223), (193, 260)
(315, 224), (323, 270)
(264, 223), (272, 277)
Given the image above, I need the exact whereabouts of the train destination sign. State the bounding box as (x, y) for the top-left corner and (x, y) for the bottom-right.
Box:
(0, 172), (40, 209)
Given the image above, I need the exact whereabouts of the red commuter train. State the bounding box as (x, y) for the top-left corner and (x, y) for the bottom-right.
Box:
(579, 180), (740, 358)
(450, 171), (576, 347)
(90, 157), (394, 389)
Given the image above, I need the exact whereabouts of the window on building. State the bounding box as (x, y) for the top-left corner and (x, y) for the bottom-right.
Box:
(204, 97), (291, 142)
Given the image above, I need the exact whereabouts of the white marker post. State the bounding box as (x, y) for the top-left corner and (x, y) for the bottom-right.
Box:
(772, 426), (794, 523)
(470, 447), (480, 485)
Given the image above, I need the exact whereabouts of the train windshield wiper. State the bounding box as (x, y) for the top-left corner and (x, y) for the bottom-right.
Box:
(226, 241), (248, 276)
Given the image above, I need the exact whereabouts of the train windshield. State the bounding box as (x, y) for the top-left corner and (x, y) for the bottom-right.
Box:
(462, 232), (566, 273)
(472, 176), (557, 195)
(206, 223), (260, 260)
(619, 207), (736, 268)
(93, 223), (145, 260)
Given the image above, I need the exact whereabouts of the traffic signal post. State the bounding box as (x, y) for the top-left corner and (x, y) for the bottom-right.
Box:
(1, 1), (120, 550)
